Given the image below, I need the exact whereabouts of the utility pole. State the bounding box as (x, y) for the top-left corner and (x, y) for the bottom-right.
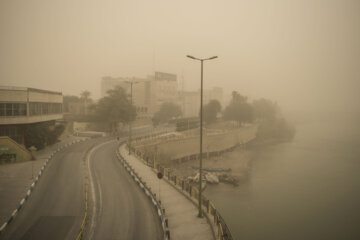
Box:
(125, 80), (139, 155)
(186, 55), (218, 218)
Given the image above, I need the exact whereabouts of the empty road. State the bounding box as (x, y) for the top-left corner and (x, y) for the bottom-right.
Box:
(1, 137), (163, 240)
(0, 139), (95, 240)
(87, 140), (163, 240)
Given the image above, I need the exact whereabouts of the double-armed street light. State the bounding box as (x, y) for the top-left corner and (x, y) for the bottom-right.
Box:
(125, 80), (139, 155)
(186, 55), (218, 218)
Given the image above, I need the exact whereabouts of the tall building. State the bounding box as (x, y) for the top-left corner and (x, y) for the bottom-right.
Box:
(0, 86), (63, 144)
(204, 87), (224, 106)
(180, 87), (224, 118)
(100, 72), (179, 118)
(180, 91), (200, 118)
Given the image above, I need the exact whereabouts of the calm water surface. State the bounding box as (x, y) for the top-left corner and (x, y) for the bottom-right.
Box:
(205, 116), (360, 240)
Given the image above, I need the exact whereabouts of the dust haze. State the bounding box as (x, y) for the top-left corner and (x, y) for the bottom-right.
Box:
(1, 0), (359, 115)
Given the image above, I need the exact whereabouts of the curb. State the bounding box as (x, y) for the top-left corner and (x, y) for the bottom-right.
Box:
(116, 145), (170, 240)
(75, 143), (95, 240)
(0, 138), (88, 236)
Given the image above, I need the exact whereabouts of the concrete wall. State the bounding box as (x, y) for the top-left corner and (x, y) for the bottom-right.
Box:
(28, 91), (62, 103)
(136, 125), (257, 161)
(0, 136), (31, 164)
(0, 87), (62, 103)
(0, 89), (28, 102)
(0, 114), (63, 125)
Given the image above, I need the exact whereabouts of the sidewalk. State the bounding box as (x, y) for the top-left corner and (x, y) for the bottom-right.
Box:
(119, 144), (214, 240)
(0, 135), (85, 224)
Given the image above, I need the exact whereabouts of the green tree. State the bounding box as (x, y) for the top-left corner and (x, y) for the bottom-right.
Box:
(252, 98), (278, 121)
(223, 91), (253, 126)
(152, 102), (182, 126)
(91, 86), (136, 132)
(80, 90), (91, 101)
(63, 95), (80, 113)
(24, 122), (65, 150)
(203, 99), (221, 124)
(80, 90), (92, 115)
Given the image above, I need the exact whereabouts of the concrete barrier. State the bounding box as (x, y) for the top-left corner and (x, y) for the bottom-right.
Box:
(129, 133), (235, 240)
(116, 146), (170, 240)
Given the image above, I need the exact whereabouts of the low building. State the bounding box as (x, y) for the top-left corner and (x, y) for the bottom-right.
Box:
(0, 86), (63, 145)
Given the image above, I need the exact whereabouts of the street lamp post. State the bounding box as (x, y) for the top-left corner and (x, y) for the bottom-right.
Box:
(186, 55), (218, 218)
(125, 80), (139, 155)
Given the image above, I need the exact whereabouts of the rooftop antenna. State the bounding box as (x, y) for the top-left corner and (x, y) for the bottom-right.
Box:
(153, 47), (156, 74)
(181, 69), (185, 93)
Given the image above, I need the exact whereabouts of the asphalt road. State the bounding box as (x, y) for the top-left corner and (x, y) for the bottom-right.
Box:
(0, 139), (95, 240)
(0, 126), (170, 240)
(87, 140), (163, 240)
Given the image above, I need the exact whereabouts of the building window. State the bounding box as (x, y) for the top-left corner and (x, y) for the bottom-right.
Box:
(0, 103), (27, 116)
(42, 103), (48, 114)
(6, 103), (12, 116)
(19, 104), (27, 116)
(29, 102), (62, 116)
(13, 103), (20, 116)
(0, 103), (5, 116)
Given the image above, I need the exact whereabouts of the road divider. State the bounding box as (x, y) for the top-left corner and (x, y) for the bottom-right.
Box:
(75, 143), (95, 240)
(0, 138), (88, 236)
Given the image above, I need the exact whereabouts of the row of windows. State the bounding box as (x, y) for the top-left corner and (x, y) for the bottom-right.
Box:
(0, 102), (62, 117)
(29, 103), (62, 116)
(136, 107), (148, 113)
(0, 125), (18, 137)
(0, 103), (27, 116)
(0, 126), (23, 144)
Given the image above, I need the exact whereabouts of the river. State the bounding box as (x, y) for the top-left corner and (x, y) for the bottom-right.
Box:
(205, 114), (360, 240)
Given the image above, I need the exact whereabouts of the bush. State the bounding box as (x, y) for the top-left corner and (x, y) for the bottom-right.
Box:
(24, 123), (65, 150)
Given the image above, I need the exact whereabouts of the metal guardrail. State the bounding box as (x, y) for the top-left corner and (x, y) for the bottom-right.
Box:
(128, 134), (233, 240)
(116, 147), (170, 240)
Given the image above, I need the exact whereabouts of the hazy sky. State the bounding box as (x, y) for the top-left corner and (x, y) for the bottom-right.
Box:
(0, 0), (359, 113)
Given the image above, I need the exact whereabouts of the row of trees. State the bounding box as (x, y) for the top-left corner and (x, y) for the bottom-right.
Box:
(70, 87), (294, 141)
(202, 91), (278, 125)
(197, 91), (295, 141)
(149, 90), (281, 127)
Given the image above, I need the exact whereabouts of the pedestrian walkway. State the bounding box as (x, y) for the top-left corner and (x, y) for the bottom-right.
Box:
(119, 144), (214, 240)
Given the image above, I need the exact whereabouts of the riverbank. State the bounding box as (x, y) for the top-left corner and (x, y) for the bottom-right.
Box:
(166, 145), (253, 186)
(203, 118), (360, 240)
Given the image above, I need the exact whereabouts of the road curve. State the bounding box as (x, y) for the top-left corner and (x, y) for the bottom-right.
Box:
(87, 140), (163, 240)
(0, 140), (96, 240)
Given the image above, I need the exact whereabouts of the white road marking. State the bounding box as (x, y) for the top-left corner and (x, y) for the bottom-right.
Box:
(87, 140), (116, 240)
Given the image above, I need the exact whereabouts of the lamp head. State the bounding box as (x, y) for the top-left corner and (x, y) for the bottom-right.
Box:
(186, 55), (196, 60)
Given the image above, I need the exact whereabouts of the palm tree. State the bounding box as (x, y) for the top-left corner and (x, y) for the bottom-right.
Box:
(80, 90), (91, 115)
